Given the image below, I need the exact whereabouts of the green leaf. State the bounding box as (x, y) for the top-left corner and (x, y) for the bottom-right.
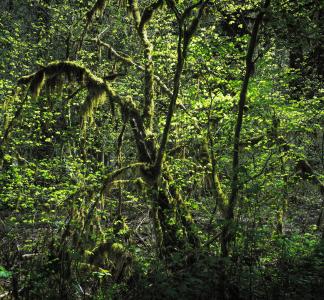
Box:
(0, 266), (12, 278)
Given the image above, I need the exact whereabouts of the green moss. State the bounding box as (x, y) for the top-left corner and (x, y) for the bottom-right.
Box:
(81, 80), (107, 127)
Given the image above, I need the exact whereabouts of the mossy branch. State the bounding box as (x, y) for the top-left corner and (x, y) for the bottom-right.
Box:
(138, 0), (164, 33)
(95, 39), (173, 98)
(18, 61), (108, 126)
(101, 88), (154, 163)
(15, 61), (153, 164)
(101, 162), (147, 194)
(128, 0), (163, 129)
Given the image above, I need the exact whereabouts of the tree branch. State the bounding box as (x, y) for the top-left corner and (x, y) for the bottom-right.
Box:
(95, 39), (173, 98)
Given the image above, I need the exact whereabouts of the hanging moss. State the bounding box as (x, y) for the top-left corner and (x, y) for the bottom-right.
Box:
(18, 61), (85, 89)
(30, 71), (46, 99)
(81, 84), (107, 127)
(46, 74), (63, 95)
(17, 61), (145, 135)
(86, 0), (107, 22)
(18, 61), (111, 128)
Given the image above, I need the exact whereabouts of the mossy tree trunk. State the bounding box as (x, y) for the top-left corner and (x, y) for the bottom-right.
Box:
(124, 0), (207, 256)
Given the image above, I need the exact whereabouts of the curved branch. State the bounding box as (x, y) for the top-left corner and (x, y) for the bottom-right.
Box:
(15, 61), (156, 165)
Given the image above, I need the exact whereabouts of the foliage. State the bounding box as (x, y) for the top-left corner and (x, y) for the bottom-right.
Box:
(0, 0), (323, 299)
